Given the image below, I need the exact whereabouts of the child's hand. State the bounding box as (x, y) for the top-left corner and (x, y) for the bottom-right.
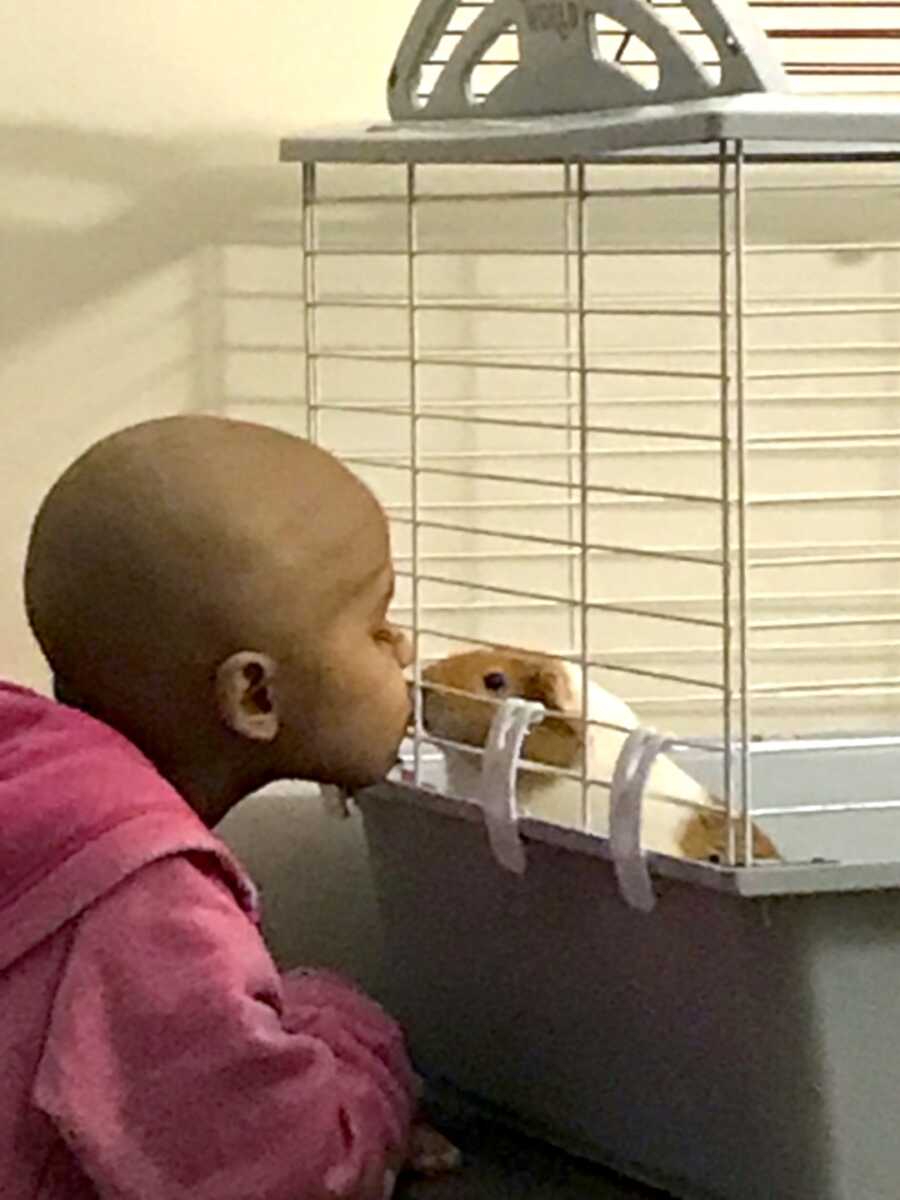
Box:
(406, 1121), (462, 1176)
(382, 1122), (461, 1198)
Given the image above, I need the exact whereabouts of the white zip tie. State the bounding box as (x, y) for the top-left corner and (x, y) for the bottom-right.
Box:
(609, 727), (673, 913)
(478, 697), (546, 875)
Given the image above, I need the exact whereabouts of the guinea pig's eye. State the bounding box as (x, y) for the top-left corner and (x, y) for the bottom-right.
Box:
(483, 671), (507, 693)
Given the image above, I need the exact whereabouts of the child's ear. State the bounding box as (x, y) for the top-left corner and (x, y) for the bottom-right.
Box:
(215, 652), (279, 742)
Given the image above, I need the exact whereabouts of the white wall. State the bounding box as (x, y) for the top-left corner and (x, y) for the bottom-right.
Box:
(0, 0), (410, 689)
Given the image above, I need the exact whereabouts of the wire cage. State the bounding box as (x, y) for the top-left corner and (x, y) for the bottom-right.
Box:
(279, 8), (900, 1196)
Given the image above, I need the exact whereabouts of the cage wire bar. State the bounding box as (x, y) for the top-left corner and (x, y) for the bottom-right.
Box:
(562, 163), (581, 729)
(734, 144), (754, 866)
(573, 161), (592, 833)
(301, 162), (319, 447)
(724, 140), (754, 865)
(406, 162), (424, 789)
(718, 142), (737, 866)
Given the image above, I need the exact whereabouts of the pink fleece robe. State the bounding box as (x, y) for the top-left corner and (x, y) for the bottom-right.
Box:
(0, 682), (416, 1199)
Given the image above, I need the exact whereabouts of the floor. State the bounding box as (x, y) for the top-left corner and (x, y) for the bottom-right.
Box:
(397, 1105), (668, 1200)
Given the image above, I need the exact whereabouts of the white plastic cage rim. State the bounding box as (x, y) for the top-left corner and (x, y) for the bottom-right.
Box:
(281, 94), (900, 164)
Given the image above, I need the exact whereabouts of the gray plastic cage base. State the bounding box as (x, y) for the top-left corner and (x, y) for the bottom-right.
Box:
(359, 783), (900, 1200)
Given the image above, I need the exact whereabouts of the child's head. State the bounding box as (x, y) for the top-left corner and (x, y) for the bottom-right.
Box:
(24, 416), (411, 822)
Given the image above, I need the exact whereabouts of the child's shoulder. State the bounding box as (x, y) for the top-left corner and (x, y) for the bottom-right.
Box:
(0, 682), (254, 973)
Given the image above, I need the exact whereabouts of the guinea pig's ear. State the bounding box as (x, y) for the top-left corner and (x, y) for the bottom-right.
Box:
(524, 663), (574, 714)
(215, 652), (279, 742)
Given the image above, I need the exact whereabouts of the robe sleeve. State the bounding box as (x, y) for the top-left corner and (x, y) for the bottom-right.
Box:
(33, 855), (415, 1199)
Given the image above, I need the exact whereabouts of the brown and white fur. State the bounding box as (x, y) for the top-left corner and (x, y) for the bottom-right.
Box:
(422, 647), (779, 863)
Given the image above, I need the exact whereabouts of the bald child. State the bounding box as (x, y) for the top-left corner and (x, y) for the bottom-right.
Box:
(0, 416), (455, 1200)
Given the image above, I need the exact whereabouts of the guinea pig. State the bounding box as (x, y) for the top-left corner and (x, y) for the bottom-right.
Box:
(421, 647), (779, 863)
